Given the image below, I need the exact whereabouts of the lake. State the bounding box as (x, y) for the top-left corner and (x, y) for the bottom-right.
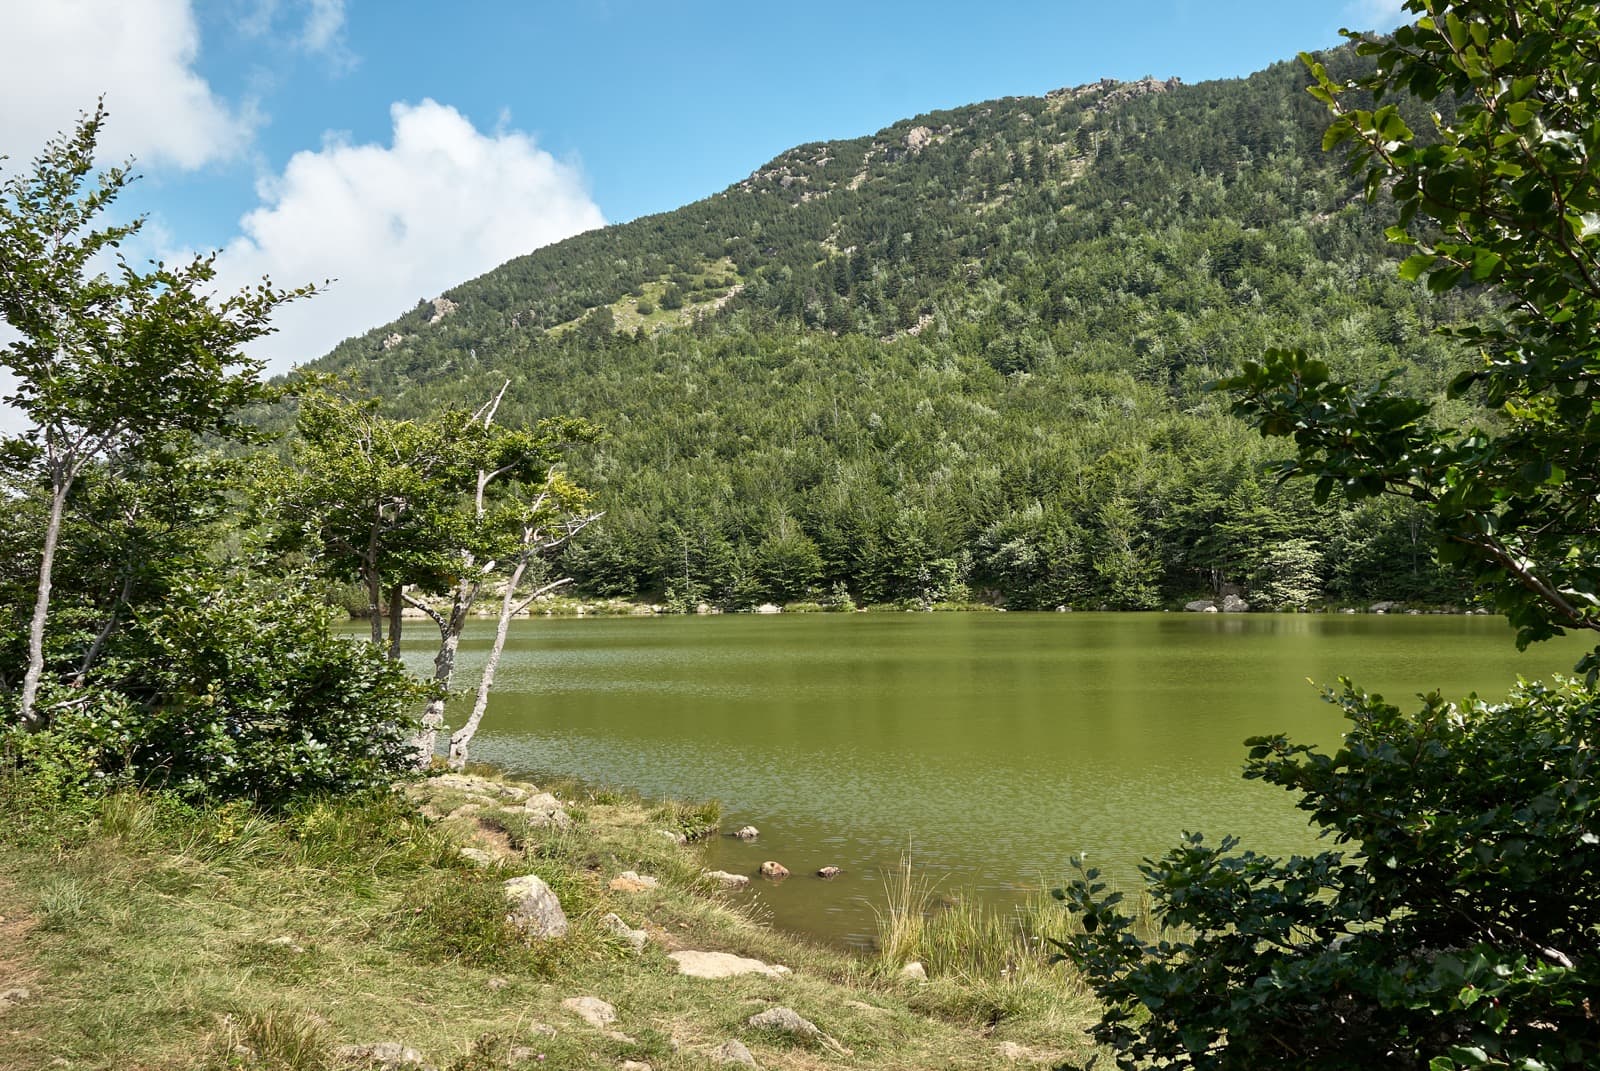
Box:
(401, 612), (1587, 947)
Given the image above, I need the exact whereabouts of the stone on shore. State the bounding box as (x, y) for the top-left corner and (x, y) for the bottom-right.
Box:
(561, 995), (617, 1028)
(713, 1039), (759, 1066)
(502, 874), (568, 938)
(601, 913), (649, 950)
(522, 792), (573, 829)
(704, 870), (751, 889)
(745, 1006), (822, 1041)
(899, 961), (928, 981)
(608, 870), (660, 892)
(669, 950), (788, 979)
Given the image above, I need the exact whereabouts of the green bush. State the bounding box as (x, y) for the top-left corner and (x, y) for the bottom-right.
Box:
(37, 578), (426, 806)
(1056, 677), (1600, 1070)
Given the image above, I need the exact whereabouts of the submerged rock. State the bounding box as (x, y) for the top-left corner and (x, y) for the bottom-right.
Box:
(759, 860), (790, 880)
(816, 866), (842, 879)
(732, 825), (760, 840)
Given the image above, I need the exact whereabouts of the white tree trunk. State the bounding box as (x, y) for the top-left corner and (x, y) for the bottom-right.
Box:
(448, 559), (528, 770)
(18, 474), (70, 728)
(409, 576), (477, 767)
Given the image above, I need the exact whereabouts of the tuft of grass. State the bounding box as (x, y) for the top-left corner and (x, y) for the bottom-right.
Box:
(650, 797), (721, 841)
(218, 1009), (333, 1071)
(37, 876), (94, 931)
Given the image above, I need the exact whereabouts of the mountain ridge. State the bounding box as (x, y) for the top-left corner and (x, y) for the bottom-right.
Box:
(303, 47), (1483, 612)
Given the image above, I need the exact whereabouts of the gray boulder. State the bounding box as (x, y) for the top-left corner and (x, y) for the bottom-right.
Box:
(1219, 594), (1250, 613)
(746, 1006), (821, 1041)
(502, 874), (568, 938)
(522, 792), (572, 829)
(1184, 599), (1216, 612)
(714, 1039), (759, 1066)
(601, 912), (649, 951)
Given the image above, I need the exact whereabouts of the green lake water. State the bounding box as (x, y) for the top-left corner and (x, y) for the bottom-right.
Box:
(402, 612), (1587, 947)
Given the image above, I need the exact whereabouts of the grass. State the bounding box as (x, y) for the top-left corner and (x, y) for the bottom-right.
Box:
(0, 771), (1104, 1069)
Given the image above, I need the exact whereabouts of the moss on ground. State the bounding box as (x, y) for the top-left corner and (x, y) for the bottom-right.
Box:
(0, 771), (1100, 1070)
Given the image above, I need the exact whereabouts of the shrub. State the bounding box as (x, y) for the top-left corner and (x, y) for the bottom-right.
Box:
(40, 577), (427, 806)
(1055, 677), (1600, 1070)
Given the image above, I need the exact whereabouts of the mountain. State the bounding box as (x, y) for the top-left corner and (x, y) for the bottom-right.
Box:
(305, 48), (1486, 611)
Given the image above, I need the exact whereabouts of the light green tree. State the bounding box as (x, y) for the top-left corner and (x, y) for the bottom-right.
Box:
(0, 104), (311, 728)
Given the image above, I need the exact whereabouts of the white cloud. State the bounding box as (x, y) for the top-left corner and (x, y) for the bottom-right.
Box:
(0, 0), (251, 170)
(216, 100), (606, 375)
(238, 0), (352, 63)
(1344, 0), (1411, 30)
(300, 0), (347, 53)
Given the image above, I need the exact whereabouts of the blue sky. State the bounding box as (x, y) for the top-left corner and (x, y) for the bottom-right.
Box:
(0, 1), (1409, 378)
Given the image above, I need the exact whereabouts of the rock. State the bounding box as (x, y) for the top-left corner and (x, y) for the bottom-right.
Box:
(506, 1046), (543, 1064)
(486, 977), (509, 991)
(899, 961), (927, 981)
(1369, 600), (1399, 613)
(522, 792), (573, 829)
(265, 935), (306, 954)
(428, 296), (458, 324)
(732, 825), (760, 840)
(713, 1039), (758, 1067)
(620, 1063), (652, 1071)
(561, 995), (617, 1028)
(759, 861), (789, 880)
(658, 829), (689, 845)
(608, 870), (659, 892)
(503, 874), (569, 938)
(816, 866), (842, 879)
(601, 913), (649, 951)
(1219, 594), (1250, 613)
(381, 332), (404, 351)
(704, 870), (751, 889)
(0, 986), (32, 1007)
(1184, 599), (1216, 612)
(1340, 607), (1357, 614)
(753, 603), (781, 614)
(745, 1006), (822, 1041)
(904, 125), (934, 153)
(333, 1042), (430, 1068)
(458, 847), (495, 867)
(669, 950), (788, 979)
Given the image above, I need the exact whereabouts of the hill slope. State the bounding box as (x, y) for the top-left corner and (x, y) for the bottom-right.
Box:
(308, 49), (1484, 611)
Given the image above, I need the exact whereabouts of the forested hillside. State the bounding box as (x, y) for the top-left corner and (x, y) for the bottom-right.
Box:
(307, 47), (1487, 610)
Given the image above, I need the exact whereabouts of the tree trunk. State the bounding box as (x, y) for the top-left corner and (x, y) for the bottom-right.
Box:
(365, 567), (383, 647)
(18, 472), (71, 728)
(410, 576), (478, 767)
(387, 582), (404, 661)
(449, 560), (528, 770)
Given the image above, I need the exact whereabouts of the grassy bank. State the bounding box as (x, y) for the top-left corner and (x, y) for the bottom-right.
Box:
(0, 769), (1101, 1069)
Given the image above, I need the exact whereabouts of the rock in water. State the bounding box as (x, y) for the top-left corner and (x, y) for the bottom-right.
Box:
(502, 874), (568, 938)
(759, 860), (789, 880)
(732, 825), (760, 840)
(816, 865), (842, 879)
